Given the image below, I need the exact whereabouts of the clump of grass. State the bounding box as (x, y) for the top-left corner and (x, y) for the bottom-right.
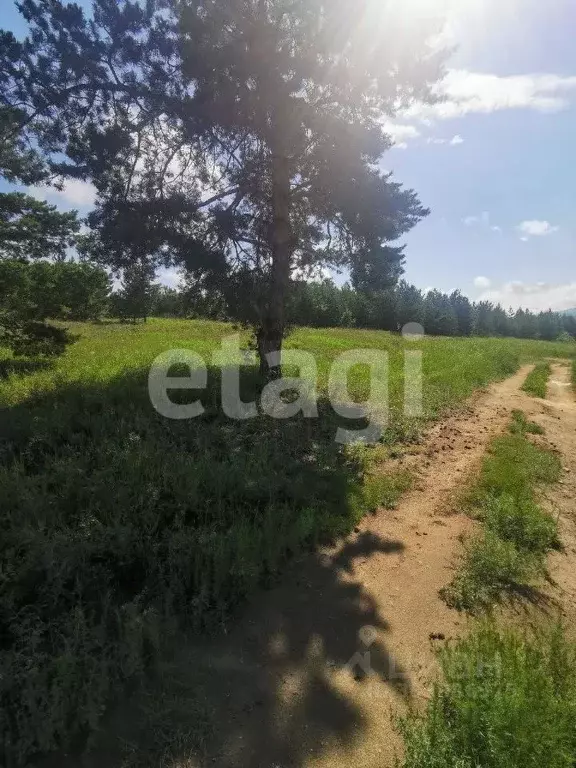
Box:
(363, 470), (413, 511)
(464, 434), (560, 513)
(442, 413), (561, 612)
(120, 673), (215, 768)
(399, 623), (576, 768)
(510, 408), (544, 435)
(572, 359), (576, 391)
(443, 531), (537, 610)
(521, 361), (551, 398)
(482, 493), (560, 553)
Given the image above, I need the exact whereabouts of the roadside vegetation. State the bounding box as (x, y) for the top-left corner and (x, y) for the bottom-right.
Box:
(521, 361), (552, 398)
(401, 402), (575, 768)
(441, 410), (561, 612)
(1, 319), (573, 763)
(400, 624), (576, 768)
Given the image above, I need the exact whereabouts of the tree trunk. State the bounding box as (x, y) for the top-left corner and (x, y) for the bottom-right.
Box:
(258, 145), (292, 379)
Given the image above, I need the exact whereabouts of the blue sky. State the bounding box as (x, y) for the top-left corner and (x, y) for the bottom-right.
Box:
(387, 0), (576, 311)
(2, 0), (575, 310)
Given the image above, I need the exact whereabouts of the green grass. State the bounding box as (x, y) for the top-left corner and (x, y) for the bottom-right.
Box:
(399, 624), (576, 768)
(441, 413), (561, 612)
(521, 361), (552, 398)
(510, 409), (545, 435)
(572, 359), (576, 391)
(1, 319), (574, 764)
(1, 319), (574, 412)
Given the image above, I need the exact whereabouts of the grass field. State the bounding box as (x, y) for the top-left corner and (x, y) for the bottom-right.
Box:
(1, 319), (575, 763)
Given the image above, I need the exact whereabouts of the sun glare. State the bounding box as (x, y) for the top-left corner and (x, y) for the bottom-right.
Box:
(389, 0), (472, 20)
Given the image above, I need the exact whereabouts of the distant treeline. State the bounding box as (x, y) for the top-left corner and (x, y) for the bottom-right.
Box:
(2, 260), (575, 343)
(180, 279), (576, 342)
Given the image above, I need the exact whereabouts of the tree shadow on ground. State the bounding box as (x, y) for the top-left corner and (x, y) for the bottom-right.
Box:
(1, 364), (410, 768)
(0, 357), (53, 379)
(199, 533), (409, 768)
(105, 530), (411, 768)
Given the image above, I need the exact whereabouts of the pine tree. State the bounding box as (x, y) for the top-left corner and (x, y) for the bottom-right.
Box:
(424, 290), (458, 336)
(0, 109), (80, 355)
(0, 192), (79, 261)
(450, 290), (473, 337)
(113, 263), (155, 323)
(1, 0), (446, 374)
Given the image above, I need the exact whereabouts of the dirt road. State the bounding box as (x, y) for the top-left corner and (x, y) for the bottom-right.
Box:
(179, 363), (576, 768)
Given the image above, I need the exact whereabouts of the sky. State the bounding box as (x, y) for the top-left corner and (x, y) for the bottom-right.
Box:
(2, 0), (575, 311)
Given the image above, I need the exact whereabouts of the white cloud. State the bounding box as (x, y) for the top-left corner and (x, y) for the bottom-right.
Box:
(479, 281), (576, 312)
(157, 267), (182, 290)
(463, 211), (490, 227)
(463, 212), (506, 234)
(517, 220), (559, 237)
(29, 179), (96, 209)
(404, 70), (576, 123)
(383, 122), (420, 148)
(474, 276), (492, 289)
(381, 68), (576, 149)
(426, 134), (464, 146)
(384, 68), (576, 147)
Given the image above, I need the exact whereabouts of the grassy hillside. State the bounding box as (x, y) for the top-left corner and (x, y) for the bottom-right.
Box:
(1, 319), (575, 763)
